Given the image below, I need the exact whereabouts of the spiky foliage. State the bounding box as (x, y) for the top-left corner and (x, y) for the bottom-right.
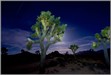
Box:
(69, 44), (79, 55)
(26, 11), (67, 73)
(92, 26), (110, 65)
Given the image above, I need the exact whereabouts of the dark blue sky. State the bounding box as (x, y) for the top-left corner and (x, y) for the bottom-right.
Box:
(1, 1), (110, 55)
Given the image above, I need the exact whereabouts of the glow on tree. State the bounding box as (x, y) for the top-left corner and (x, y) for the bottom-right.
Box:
(26, 11), (67, 73)
(92, 26), (110, 66)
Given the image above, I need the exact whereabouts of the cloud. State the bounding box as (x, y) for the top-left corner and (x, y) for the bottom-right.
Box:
(74, 36), (95, 44)
(2, 28), (31, 54)
(2, 28), (102, 55)
(47, 36), (96, 54)
(55, 41), (68, 45)
(79, 42), (92, 47)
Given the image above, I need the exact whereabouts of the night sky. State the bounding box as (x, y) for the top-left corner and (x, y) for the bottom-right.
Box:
(1, 1), (110, 55)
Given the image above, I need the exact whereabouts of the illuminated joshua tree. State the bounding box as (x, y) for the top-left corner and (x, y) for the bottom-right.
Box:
(69, 44), (79, 58)
(92, 26), (110, 65)
(26, 11), (67, 73)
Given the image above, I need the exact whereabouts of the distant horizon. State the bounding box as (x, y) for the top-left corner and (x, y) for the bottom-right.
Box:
(2, 46), (110, 55)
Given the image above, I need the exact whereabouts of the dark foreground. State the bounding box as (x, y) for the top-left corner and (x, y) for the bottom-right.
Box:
(1, 49), (110, 74)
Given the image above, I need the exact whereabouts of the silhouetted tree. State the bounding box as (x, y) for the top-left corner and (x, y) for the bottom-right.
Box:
(89, 49), (94, 52)
(1, 47), (8, 55)
(21, 49), (26, 53)
(65, 51), (69, 55)
(35, 50), (40, 55)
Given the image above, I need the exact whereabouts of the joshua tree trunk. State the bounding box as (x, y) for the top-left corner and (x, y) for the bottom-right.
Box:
(73, 51), (76, 59)
(103, 42), (110, 66)
(39, 41), (46, 74)
(39, 49), (46, 74)
(39, 42), (51, 73)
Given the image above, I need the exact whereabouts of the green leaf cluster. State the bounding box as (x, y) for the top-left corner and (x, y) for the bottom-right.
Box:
(26, 38), (34, 50)
(92, 26), (110, 49)
(69, 44), (79, 53)
(26, 11), (67, 50)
